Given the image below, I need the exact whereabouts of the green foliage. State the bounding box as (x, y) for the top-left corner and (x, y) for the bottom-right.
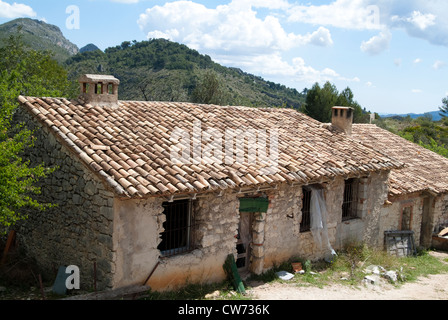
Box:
(399, 119), (448, 157)
(304, 81), (371, 123)
(375, 114), (448, 158)
(64, 38), (306, 108)
(192, 70), (230, 105)
(0, 34), (72, 233)
(440, 96), (448, 118)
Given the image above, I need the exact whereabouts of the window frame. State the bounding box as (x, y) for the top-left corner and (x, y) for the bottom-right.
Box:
(158, 199), (196, 257)
(342, 178), (359, 221)
(300, 187), (312, 233)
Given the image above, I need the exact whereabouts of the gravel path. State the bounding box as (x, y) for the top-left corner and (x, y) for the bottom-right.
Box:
(248, 251), (448, 300)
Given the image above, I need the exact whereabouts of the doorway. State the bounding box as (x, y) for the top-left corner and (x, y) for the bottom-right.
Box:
(236, 212), (253, 271)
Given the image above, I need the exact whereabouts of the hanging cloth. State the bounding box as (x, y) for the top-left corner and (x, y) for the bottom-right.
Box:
(309, 187), (336, 259)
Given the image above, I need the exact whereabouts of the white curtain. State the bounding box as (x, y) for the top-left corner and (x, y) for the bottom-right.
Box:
(310, 187), (336, 259)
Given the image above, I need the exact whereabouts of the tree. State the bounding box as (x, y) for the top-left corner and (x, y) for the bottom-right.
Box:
(440, 97), (448, 118)
(304, 82), (369, 123)
(304, 82), (339, 122)
(0, 34), (74, 234)
(192, 70), (229, 105)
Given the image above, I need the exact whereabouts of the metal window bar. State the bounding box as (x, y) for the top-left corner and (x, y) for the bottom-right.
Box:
(300, 188), (312, 233)
(342, 179), (358, 221)
(159, 199), (195, 257)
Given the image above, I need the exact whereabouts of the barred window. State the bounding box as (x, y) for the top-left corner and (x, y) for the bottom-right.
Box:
(342, 179), (359, 221)
(300, 188), (312, 233)
(159, 199), (196, 257)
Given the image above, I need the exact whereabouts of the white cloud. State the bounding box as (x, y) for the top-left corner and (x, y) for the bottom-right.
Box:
(307, 27), (334, 47)
(360, 30), (392, 55)
(287, 0), (383, 30)
(136, 1), (352, 86)
(413, 58), (422, 64)
(384, 1), (448, 47)
(433, 60), (446, 70)
(412, 89), (422, 94)
(138, 1), (333, 55)
(287, 0), (448, 48)
(408, 11), (436, 30)
(0, 1), (36, 18)
(392, 10), (436, 31)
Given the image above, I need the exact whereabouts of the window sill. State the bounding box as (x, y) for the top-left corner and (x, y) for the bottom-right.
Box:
(342, 217), (362, 223)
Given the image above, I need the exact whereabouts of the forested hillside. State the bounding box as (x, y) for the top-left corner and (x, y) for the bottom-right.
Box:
(375, 115), (448, 158)
(64, 39), (306, 108)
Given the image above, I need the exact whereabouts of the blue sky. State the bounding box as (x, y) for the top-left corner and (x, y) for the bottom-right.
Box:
(0, 0), (447, 115)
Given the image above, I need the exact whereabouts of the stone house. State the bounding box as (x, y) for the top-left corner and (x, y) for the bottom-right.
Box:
(13, 75), (404, 292)
(351, 124), (448, 251)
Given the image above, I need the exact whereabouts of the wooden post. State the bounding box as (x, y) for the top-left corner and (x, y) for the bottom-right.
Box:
(1, 230), (16, 265)
(38, 274), (46, 300)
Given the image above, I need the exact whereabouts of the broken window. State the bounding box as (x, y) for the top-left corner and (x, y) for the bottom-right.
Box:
(342, 178), (359, 221)
(300, 187), (312, 233)
(159, 199), (196, 257)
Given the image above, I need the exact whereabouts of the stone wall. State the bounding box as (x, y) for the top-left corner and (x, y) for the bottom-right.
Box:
(116, 190), (240, 292)
(380, 193), (424, 249)
(261, 172), (390, 272)
(262, 184), (302, 269)
(13, 106), (115, 291)
(434, 194), (448, 233)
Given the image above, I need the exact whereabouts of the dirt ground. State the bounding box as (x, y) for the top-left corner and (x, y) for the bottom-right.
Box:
(248, 251), (448, 300)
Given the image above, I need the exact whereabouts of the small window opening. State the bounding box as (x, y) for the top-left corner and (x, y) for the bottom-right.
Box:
(300, 188), (312, 232)
(83, 83), (89, 94)
(159, 199), (196, 257)
(108, 83), (114, 94)
(95, 83), (104, 95)
(342, 178), (358, 221)
(346, 108), (353, 119)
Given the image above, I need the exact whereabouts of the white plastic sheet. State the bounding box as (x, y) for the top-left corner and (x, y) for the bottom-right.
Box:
(309, 187), (336, 260)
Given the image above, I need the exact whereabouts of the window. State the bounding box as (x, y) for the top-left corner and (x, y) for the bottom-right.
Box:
(82, 83), (90, 94)
(342, 179), (358, 221)
(159, 199), (195, 257)
(300, 188), (312, 232)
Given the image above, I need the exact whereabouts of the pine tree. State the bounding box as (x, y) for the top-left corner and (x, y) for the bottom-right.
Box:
(440, 97), (448, 118)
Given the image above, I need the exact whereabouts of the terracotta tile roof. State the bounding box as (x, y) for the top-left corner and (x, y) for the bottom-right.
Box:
(352, 124), (448, 196)
(18, 96), (402, 198)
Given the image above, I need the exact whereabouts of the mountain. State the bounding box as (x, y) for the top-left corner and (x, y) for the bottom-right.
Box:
(0, 18), (79, 62)
(0, 18), (305, 108)
(80, 43), (101, 53)
(64, 39), (306, 108)
(380, 111), (443, 121)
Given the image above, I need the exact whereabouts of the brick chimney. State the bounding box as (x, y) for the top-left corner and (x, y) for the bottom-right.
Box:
(79, 74), (120, 108)
(332, 106), (353, 135)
